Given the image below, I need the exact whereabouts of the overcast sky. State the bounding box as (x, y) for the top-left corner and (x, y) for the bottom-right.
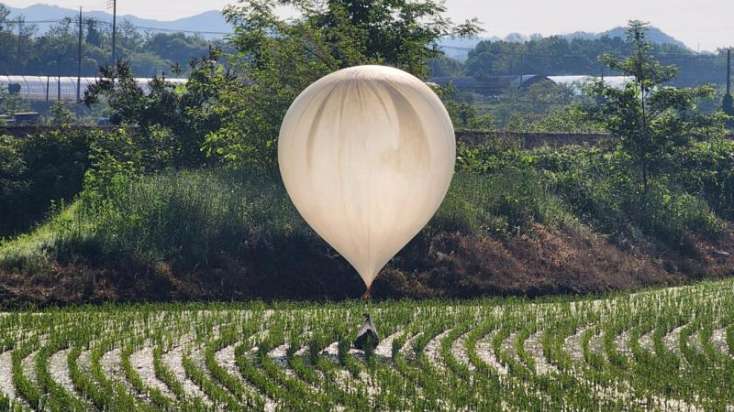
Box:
(4, 0), (734, 51)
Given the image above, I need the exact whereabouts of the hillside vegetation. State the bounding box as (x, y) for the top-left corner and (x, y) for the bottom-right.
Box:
(1, 8), (734, 307)
(1, 136), (733, 307)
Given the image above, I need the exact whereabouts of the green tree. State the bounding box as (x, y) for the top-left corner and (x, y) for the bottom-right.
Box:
(586, 20), (727, 193)
(724, 93), (733, 115)
(440, 83), (495, 129)
(0, 5), (9, 30)
(0, 135), (29, 234)
(429, 55), (464, 77)
(202, 0), (481, 170)
(85, 18), (102, 47)
(0, 85), (30, 116)
(84, 50), (230, 168)
(48, 101), (74, 126)
(723, 86), (733, 128)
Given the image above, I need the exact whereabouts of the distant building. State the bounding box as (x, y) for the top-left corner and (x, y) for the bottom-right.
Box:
(12, 112), (41, 124)
(548, 75), (634, 92)
(0, 75), (187, 102)
(430, 74), (633, 96)
(430, 74), (549, 95)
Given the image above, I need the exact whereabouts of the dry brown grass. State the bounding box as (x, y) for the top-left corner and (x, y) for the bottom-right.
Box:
(1, 222), (733, 308)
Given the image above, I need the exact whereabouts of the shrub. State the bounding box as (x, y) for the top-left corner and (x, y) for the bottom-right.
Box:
(532, 145), (724, 251)
(0, 130), (91, 236)
(675, 139), (734, 220)
(71, 168), (306, 269)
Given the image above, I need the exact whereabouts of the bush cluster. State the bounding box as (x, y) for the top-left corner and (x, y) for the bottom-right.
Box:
(0, 130), (91, 236)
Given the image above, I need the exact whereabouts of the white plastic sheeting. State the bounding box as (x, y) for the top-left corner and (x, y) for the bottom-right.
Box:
(0, 76), (186, 101)
(278, 65), (456, 289)
(548, 75), (634, 91)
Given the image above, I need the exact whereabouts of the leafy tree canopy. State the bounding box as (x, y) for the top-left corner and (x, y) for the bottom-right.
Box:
(200, 0), (481, 170)
(584, 21), (728, 193)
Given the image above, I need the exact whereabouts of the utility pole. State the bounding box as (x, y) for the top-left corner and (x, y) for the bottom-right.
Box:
(77, 7), (83, 103)
(724, 48), (734, 120)
(111, 0), (117, 66)
(16, 17), (23, 74)
(727, 48), (731, 97)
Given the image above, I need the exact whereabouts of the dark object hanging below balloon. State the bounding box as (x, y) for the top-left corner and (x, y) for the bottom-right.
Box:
(353, 313), (380, 352)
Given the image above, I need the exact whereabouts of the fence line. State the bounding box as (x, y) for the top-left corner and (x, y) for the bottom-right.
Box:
(1, 126), (731, 147)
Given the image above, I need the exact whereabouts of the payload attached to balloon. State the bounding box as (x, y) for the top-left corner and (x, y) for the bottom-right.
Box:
(278, 65), (456, 292)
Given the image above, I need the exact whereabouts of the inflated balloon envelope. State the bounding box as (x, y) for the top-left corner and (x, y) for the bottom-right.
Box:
(278, 65), (456, 294)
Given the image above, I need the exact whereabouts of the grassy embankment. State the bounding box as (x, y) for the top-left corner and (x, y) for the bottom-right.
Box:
(1, 139), (732, 307)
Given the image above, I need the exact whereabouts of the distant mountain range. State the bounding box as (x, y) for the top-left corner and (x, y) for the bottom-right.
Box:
(564, 26), (687, 49)
(440, 27), (689, 61)
(2, 3), (232, 37)
(3, 3), (689, 58)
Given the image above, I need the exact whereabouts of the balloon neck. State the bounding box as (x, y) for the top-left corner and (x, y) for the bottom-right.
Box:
(361, 287), (372, 302)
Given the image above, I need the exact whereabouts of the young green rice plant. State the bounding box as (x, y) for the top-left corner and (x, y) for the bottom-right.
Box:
(152, 345), (186, 403)
(182, 351), (241, 411)
(2, 278), (734, 410)
(11, 336), (43, 410)
(120, 340), (173, 410)
(203, 324), (263, 410)
(34, 335), (87, 412)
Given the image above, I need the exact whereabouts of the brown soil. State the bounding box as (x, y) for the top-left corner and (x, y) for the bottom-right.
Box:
(1, 223), (733, 308)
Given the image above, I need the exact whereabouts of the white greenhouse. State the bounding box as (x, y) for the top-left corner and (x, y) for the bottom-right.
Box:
(0, 75), (187, 102)
(548, 75), (635, 91)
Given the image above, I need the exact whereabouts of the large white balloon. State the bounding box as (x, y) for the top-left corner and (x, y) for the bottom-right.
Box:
(278, 65), (455, 289)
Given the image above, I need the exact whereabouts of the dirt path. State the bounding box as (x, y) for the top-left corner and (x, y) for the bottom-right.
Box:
(214, 344), (244, 380)
(395, 332), (421, 363)
(711, 328), (731, 356)
(0, 350), (17, 402)
(663, 324), (688, 354)
(423, 329), (452, 372)
(374, 331), (402, 360)
(638, 330), (655, 352)
(266, 344), (289, 369)
(501, 332), (520, 365)
(524, 331), (557, 375)
(475, 330), (507, 376)
(49, 348), (85, 403)
(130, 347), (176, 401)
(215, 342), (276, 411)
(20, 350), (38, 387)
(563, 326), (588, 363)
(162, 345), (211, 405)
(451, 332), (474, 370)
(614, 330), (632, 357)
(101, 347), (145, 402)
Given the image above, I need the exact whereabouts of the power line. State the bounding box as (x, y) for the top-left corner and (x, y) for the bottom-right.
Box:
(128, 25), (230, 35)
(2, 17), (231, 36)
(4, 19), (65, 24)
(0, 18), (725, 54)
(442, 45), (728, 58)
(111, 0), (116, 65)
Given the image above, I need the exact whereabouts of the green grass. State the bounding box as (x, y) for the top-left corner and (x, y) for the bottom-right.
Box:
(0, 167), (571, 274)
(1, 142), (731, 305)
(3, 140), (726, 277)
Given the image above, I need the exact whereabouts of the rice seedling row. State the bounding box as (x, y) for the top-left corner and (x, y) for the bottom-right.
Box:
(0, 279), (733, 411)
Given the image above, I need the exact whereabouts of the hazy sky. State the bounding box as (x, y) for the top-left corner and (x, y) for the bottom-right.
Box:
(4, 0), (734, 51)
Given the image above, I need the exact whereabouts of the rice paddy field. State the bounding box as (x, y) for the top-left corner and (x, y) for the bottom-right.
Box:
(1, 278), (733, 411)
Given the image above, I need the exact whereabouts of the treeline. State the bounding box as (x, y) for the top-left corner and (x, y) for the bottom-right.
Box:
(433, 35), (729, 87)
(0, 4), (221, 77)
